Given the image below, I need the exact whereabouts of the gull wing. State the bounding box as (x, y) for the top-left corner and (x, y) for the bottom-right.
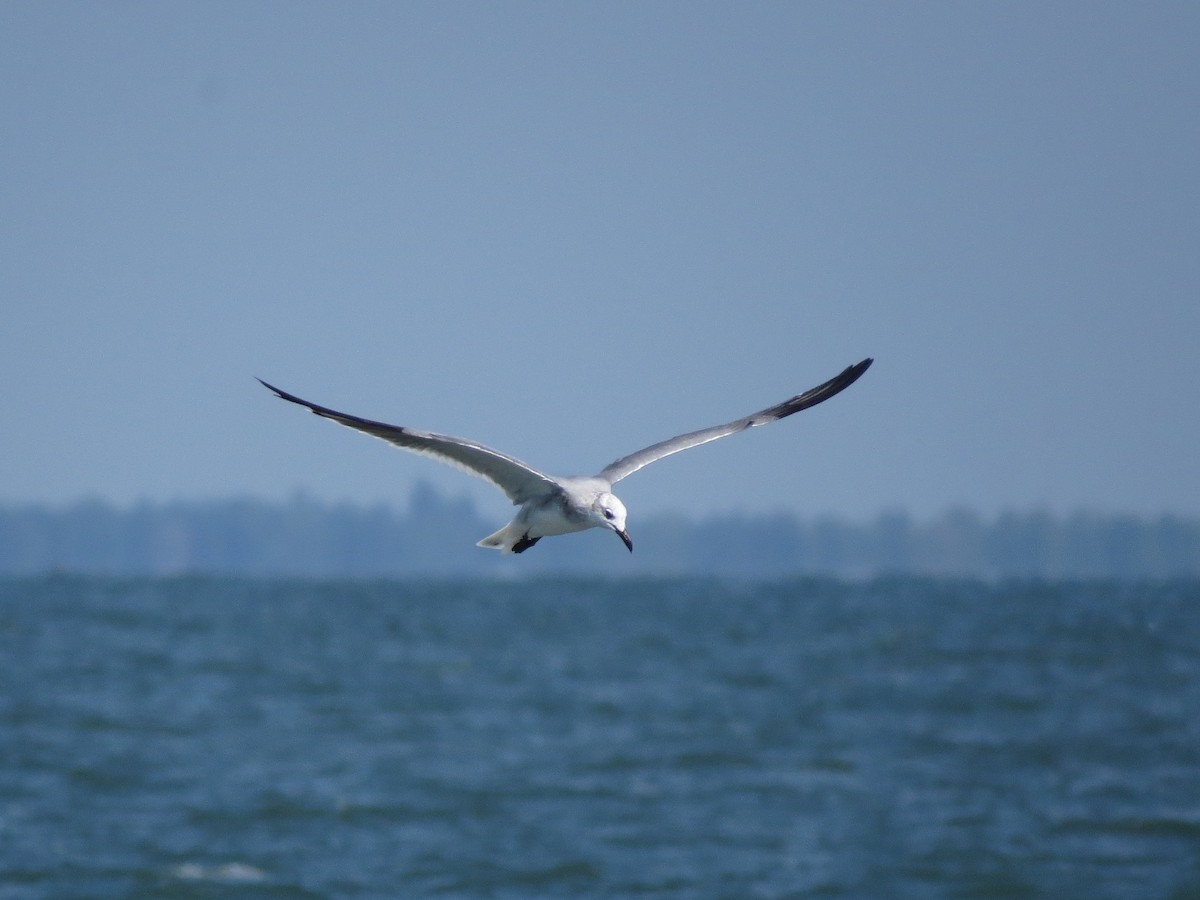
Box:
(258, 379), (559, 504)
(596, 358), (872, 485)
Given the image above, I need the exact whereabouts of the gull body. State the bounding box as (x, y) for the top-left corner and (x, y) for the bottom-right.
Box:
(258, 358), (871, 554)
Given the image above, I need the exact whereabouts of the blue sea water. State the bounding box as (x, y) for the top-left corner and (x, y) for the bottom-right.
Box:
(1, 575), (1198, 899)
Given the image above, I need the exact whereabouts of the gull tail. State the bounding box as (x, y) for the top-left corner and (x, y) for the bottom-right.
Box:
(477, 522), (541, 554)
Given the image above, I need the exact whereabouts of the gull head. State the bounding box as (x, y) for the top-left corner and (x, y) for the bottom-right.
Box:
(591, 492), (632, 552)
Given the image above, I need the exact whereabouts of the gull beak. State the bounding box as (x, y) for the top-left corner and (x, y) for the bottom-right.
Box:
(614, 527), (633, 553)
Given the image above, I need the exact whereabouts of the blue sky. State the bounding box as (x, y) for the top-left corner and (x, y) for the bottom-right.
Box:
(2, 2), (1198, 520)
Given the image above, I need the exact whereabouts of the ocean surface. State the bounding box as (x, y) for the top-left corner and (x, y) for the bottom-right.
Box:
(2, 575), (1198, 899)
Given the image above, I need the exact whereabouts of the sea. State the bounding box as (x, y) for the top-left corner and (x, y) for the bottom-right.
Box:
(1, 575), (1198, 899)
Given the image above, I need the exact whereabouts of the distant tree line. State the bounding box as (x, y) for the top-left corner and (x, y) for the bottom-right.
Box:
(1, 483), (1197, 579)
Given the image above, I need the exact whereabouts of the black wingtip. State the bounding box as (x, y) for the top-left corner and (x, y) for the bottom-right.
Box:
(829, 357), (874, 393)
(256, 377), (311, 409)
(824, 357), (873, 400)
(768, 357), (873, 419)
(802, 358), (873, 396)
(847, 357), (873, 383)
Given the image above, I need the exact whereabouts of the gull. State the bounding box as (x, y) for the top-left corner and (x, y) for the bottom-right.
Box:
(258, 358), (872, 554)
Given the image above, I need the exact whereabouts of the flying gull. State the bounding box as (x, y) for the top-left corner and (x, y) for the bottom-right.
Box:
(258, 358), (872, 554)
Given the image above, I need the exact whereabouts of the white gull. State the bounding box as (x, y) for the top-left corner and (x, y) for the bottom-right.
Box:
(258, 358), (872, 554)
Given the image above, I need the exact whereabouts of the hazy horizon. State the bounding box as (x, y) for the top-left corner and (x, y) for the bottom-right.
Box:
(4, 487), (1196, 579)
(3, 484), (1195, 526)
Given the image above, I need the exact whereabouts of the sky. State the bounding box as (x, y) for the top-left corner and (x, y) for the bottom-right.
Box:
(2, 2), (1198, 522)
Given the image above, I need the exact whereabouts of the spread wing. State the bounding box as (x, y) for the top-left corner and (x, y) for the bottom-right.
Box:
(597, 358), (872, 485)
(257, 379), (559, 504)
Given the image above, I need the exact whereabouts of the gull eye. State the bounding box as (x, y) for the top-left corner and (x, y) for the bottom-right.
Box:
(603, 508), (615, 520)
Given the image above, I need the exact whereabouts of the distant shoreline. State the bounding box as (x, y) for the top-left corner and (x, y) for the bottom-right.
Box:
(2, 487), (1196, 579)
